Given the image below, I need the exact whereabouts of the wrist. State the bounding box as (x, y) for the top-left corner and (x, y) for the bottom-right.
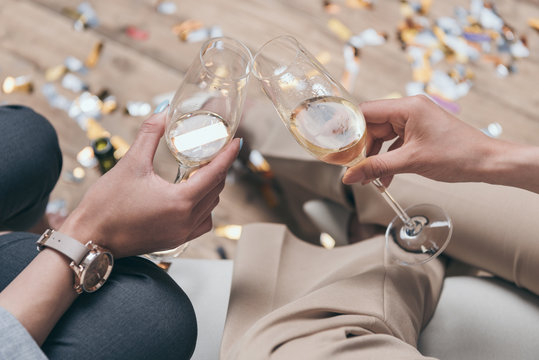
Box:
(37, 229), (114, 294)
(59, 207), (107, 249)
(479, 139), (536, 190)
(38, 248), (78, 293)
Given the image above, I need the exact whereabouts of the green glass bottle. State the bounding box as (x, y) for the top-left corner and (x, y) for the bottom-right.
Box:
(91, 137), (117, 174)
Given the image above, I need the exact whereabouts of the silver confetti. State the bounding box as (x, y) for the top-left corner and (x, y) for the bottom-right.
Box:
(65, 56), (88, 74)
(157, 1), (177, 14)
(77, 146), (98, 168)
(63, 166), (86, 183)
(41, 84), (73, 112)
(125, 101), (152, 116)
(46, 199), (68, 216)
(62, 73), (88, 93)
(77, 2), (99, 29)
(481, 122), (503, 138)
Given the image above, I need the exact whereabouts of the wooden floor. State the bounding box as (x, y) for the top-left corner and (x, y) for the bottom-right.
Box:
(1, 0), (538, 259)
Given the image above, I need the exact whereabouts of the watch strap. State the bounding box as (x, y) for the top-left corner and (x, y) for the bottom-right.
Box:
(37, 230), (90, 265)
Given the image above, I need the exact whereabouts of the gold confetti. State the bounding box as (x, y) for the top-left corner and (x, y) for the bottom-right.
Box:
(399, 28), (419, 46)
(208, 65), (230, 90)
(97, 89), (118, 114)
(214, 225), (242, 240)
(213, 66), (229, 78)
(86, 118), (110, 141)
(320, 232), (336, 249)
(323, 0), (341, 14)
(110, 135), (130, 160)
(481, 54), (503, 65)
(61, 7), (82, 21)
(85, 41), (104, 68)
(261, 183), (279, 208)
(529, 18), (539, 32)
(400, 2), (415, 17)
(248, 150), (272, 173)
(432, 26), (446, 43)
(2, 76), (33, 94)
(61, 7), (88, 31)
(156, 261), (172, 271)
(328, 18), (352, 41)
(382, 92), (403, 99)
(345, 0), (373, 9)
(419, 0), (432, 15)
(172, 20), (204, 41)
(315, 51), (332, 65)
(45, 64), (68, 82)
(413, 66), (432, 83)
(101, 96), (118, 114)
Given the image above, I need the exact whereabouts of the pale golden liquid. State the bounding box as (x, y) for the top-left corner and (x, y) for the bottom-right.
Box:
(289, 96), (367, 167)
(167, 110), (231, 167)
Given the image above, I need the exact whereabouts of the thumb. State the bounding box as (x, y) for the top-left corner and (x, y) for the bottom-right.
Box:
(342, 147), (409, 185)
(123, 111), (167, 170)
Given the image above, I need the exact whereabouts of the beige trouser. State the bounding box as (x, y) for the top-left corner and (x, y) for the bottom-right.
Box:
(221, 224), (444, 359)
(222, 102), (539, 358)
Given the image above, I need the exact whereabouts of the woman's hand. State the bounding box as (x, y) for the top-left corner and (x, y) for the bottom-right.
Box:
(343, 95), (499, 187)
(59, 111), (240, 258)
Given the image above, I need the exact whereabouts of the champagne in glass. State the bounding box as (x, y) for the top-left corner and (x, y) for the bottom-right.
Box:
(289, 95), (367, 167)
(253, 35), (452, 266)
(167, 110), (231, 169)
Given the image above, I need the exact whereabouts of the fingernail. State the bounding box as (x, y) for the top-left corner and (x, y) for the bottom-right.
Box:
(239, 138), (244, 150)
(154, 99), (169, 114)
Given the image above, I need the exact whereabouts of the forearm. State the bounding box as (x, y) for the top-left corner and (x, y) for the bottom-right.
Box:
(0, 249), (78, 345)
(480, 140), (539, 194)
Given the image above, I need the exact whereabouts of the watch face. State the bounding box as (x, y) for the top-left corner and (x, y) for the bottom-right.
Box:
(81, 252), (113, 292)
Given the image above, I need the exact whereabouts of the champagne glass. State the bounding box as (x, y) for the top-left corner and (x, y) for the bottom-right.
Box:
(152, 37), (252, 260)
(166, 36), (252, 183)
(252, 35), (452, 265)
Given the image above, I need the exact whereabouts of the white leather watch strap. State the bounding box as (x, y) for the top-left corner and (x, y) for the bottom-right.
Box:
(37, 230), (90, 265)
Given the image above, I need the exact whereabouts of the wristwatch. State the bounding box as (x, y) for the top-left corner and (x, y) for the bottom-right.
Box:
(37, 229), (114, 294)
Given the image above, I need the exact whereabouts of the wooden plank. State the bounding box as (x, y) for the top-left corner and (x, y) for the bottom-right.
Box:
(30, 0), (539, 145)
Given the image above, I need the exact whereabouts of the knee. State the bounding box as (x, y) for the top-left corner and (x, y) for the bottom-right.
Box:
(0, 105), (62, 176)
(44, 257), (198, 360)
(108, 257), (198, 359)
(0, 106), (63, 230)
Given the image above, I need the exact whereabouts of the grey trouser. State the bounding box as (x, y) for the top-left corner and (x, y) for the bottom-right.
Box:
(0, 105), (197, 359)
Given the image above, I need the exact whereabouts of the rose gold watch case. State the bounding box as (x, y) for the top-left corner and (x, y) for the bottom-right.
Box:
(70, 242), (114, 294)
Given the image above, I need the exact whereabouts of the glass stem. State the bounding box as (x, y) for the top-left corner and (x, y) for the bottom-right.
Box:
(371, 179), (421, 235)
(174, 164), (196, 184)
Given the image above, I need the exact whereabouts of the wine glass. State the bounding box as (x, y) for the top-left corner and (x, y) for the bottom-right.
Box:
(166, 36), (253, 183)
(252, 35), (452, 265)
(152, 37), (252, 260)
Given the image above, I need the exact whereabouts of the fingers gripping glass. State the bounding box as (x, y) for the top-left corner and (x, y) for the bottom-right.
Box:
(252, 36), (452, 265)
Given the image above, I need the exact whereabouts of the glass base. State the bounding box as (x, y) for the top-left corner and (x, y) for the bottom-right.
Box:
(385, 204), (452, 266)
(147, 242), (191, 263)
